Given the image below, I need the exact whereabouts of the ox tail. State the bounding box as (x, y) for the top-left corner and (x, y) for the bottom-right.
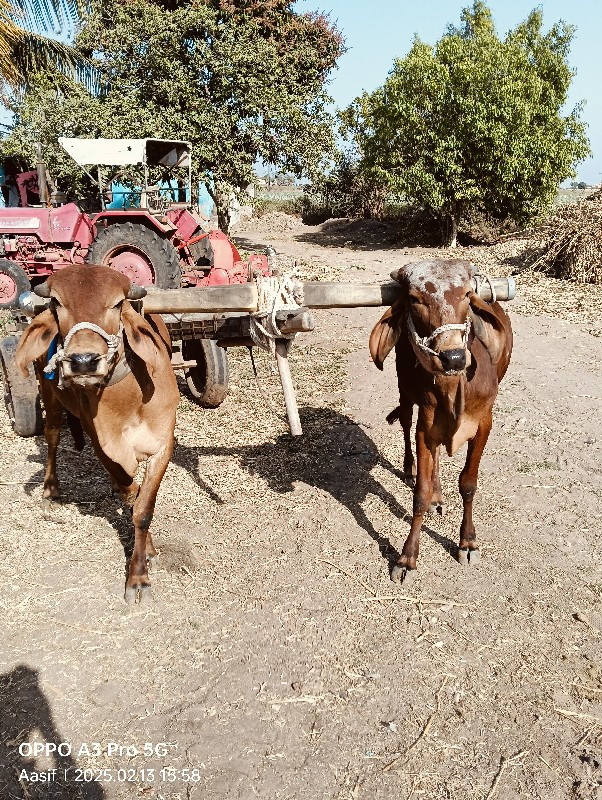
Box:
(386, 407), (402, 426)
(66, 411), (86, 451)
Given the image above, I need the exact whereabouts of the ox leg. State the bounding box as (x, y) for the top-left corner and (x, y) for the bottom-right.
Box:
(125, 438), (174, 605)
(457, 410), (492, 566)
(429, 446), (445, 515)
(392, 428), (434, 585)
(38, 382), (63, 506)
(89, 440), (140, 507)
(92, 447), (158, 564)
(398, 399), (416, 488)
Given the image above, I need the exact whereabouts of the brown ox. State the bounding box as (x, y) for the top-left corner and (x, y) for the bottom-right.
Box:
(15, 264), (179, 603)
(370, 259), (512, 583)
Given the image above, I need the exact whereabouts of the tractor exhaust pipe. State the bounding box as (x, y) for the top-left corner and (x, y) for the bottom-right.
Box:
(36, 143), (48, 207)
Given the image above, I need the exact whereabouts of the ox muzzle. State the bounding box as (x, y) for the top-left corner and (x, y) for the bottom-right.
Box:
(45, 320), (124, 387)
(407, 315), (472, 376)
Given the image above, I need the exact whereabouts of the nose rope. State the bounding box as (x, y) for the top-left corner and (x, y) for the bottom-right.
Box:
(44, 321), (124, 387)
(407, 314), (471, 358)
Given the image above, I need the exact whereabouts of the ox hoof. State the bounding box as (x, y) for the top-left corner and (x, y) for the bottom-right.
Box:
(429, 501), (446, 516)
(124, 585), (153, 605)
(391, 564), (416, 586)
(457, 548), (481, 566)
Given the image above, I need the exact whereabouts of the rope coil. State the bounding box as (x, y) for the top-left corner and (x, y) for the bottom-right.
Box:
(249, 273), (304, 354)
(472, 271), (497, 303)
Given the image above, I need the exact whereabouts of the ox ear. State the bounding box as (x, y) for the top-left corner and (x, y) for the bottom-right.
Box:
(469, 292), (509, 365)
(369, 301), (404, 370)
(121, 301), (163, 375)
(15, 310), (58, 377)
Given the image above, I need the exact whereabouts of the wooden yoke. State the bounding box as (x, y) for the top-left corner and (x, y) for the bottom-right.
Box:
(143, 277), (515, 314)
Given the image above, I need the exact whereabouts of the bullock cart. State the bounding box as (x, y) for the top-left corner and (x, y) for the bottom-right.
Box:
(1, 271), (514, 438)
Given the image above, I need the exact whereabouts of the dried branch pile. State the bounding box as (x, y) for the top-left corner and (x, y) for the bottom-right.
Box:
(530, 190), (602, 284)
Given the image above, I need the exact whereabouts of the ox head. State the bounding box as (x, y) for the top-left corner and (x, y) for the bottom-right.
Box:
(370, 259), (507, 375)
(16, 264), (155, 387)
(370, 259), (478, 374)
(370, 259), (502, 375)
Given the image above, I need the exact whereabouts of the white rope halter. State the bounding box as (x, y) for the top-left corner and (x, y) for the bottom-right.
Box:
(407, 313), (471, 358)
(249, 273), (304, 354)
(44, 321), (124, 388)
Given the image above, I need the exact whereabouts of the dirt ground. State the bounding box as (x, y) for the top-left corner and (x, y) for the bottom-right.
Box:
(1, 214), (601, 800)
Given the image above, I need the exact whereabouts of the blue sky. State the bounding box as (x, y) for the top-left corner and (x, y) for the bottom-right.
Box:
(295, 0), (600, 184)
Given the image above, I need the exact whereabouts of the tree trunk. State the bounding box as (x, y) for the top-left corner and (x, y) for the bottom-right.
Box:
(216, 200), (231, 234)
(207, 182), (232, 233)
(439, 211), (459, 248)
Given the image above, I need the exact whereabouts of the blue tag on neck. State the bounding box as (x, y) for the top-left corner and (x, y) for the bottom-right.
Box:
(45, 335), (58, 381)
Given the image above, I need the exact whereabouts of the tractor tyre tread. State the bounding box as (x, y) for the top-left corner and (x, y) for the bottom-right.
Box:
(182, 339), (229, 408)
(88, 223), (181, 289)
(0, 259), (31, 310)
(0, 336), (43, 437)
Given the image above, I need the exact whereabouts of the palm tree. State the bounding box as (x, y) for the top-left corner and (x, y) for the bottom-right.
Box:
(0, 0), (94, 94)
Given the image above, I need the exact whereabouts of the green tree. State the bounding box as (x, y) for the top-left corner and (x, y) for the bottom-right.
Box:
(0, 0), (94, 98)
(342, 2), (590, 246)
(3, 0), (343, 230)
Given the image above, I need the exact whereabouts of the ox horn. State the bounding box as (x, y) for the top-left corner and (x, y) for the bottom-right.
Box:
(127, 284), (147, 300)
(33, 280), (51, 297)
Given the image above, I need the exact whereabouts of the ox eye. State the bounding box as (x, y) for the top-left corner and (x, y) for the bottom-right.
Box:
(113, 300), (124, 309)
(409, 295), (421, 305)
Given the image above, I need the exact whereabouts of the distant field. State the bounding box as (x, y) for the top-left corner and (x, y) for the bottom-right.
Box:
(258, 186), (304, 201)
(258, 185), (598, 209)
(555, 187), (598, 207)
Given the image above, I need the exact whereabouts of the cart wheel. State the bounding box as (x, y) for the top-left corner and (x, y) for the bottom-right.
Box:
(0, 336), (43, 436)
(0, 260), (31, 310)
(182, 339), (229, 408)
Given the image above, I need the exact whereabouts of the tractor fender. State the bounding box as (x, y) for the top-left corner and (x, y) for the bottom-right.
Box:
(92, 210), (174, 238)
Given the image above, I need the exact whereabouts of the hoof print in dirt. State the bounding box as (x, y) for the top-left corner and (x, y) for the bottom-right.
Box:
(124, 585), (153, 605)
(457, 548), (481, 566)
(391, 564), (416, 586)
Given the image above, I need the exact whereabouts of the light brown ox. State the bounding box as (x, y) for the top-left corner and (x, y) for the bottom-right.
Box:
(369, 259), (513, 583)
(15, 264), (179, 604)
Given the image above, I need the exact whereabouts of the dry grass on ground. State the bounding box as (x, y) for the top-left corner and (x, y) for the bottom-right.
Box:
(1, 216), (602, 800)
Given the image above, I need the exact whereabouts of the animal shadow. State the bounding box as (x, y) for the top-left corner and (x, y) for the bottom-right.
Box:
(172, 407), (456, 570)
(0, 665), (104, 799)
(24, 434), (136, 577)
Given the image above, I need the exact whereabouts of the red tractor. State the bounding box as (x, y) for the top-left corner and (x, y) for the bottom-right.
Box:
(0, 138), (269, 421)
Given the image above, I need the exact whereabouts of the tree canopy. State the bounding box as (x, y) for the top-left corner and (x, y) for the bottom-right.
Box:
(341, 1), (590, 246)
(2, 0), (344, 228)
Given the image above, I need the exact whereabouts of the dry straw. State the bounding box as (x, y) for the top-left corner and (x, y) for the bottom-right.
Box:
(530, 189), (602, 284)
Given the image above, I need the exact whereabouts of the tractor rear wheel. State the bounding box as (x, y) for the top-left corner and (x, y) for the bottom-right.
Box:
(0, 260), (31, 310)
(182, 339), (229, 408)
(0, 335), (43, 437)
(88, 222), (181, 288)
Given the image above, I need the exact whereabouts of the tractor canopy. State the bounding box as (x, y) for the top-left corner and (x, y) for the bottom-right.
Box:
(58, 138), (191, 169)
(58, 138), (193, 211)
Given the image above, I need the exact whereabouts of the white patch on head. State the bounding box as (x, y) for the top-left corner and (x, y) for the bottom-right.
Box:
(402, 260), (472, 315)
